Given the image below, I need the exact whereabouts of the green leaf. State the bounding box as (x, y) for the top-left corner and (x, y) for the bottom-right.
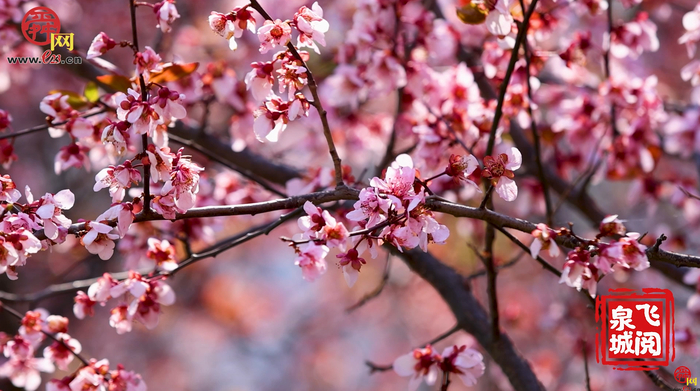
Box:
(84, 81), (99, 103)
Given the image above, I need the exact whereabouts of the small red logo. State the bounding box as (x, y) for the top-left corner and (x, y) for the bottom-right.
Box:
(20, 7), (60, 46)
(676, 366), (692, 383)
(595, 288), (674, 370)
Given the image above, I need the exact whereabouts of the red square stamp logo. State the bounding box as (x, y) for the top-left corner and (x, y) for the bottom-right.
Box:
(595, 288), (674, 370)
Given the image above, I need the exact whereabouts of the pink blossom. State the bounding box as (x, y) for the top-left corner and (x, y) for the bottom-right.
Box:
(444, 154), (480, 191)
(43, 333), (81, 371)
(599, 214), (626, 237)
(298, 201), (334, 238)
(245, 61), (275, 101)
(482, 147), (522, 201)
(108, 367), (147, 391)
(609, 12), (659, 59)
(208, 7), (256, 50)
(336, 248), (366, 287)
(439, 345), (485, 387)
(346, 187), (391, 228)
(384, 225), (420, 252)
(46, 377), (71, 391)
(370, 154), (420, 212)
(124, 279), (176, 330)
(4, 336), (33, 360)
(3, 228), (41, 267)
(82, 221), (119, 260)
(46, 315), (68, 334)
(110, 305), (134, 335)
(96, 203), (135, 237)
(0, 174), (20, 202)
(115, 89), (159, 136)
(288, 93), (311, 120)
(55, 143), (91, 174)
(681, 60), (700, 86)
(530, 223), (559, 258)
(34, 190), (74, 240)
(294, 2), (329, 54)
(101, 120), (131, 156)
(92, 160), (141, 202)
(559, 248), (598, 298)
(152, 193), (178, 219)
(253, 96), (291, 142)
(146, 145), (175, 182)
(69, 359), (109, 390)
(680, 4), (700, 58)
(485, 0), (514, 39)
(276, 61), (308, 99)
(18, 309), (48, 343)
(322, 218), (349, 249)
(257, 19), (292, 54)
(88, 273), (119, 303)
(110, 272), (149, 299)
(73, 291), (96, 319)
(392, 345), (440, 391)
(134, 46), (162, 74)
(146, 238), (178, 271)
(161, 148), (203, 211)
(366, 51), (407, 96)
(151, 86), (186, 124)
(86, 32), (116, 59)
(39, 92), (72, 121)
(616, 233), (649, 271)
(154, 0), (180, 33)
(294, 242), (329, 281)
(0, 356), (54, 391)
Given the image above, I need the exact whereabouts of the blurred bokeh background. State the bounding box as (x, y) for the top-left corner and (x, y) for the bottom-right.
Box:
(1, 0), (700, 390)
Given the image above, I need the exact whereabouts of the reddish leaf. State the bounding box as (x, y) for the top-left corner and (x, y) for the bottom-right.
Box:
(96, 75), (133, 93)
(149, 62), (199, 84)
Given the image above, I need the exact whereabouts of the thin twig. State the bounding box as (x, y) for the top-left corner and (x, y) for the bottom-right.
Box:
(484, 0), (540, 156)
(0, 302), (90, 366)
(365, 360), (393, 373)
(604, 1), (619, 139)
(0, 109), (108, 141)
(441, 371), (451, 391)
(483, 222), (500, 341)
(346, 254), (391, 312)
(129, 0), (153, 214)
(168, 133), (287, 197)
(424, 324), (461, 346)
(465, 248), (525, 280)
(643, 370), (675, 391)
(249, 0), (344, 187)
(582, 341), (592, 391)
(518, 22), (553, 225)
(491, 224), (560, 276)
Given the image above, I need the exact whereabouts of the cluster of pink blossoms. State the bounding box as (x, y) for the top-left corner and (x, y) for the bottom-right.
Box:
(530, 215), (649, 298)
(0, 308), (146, 391)
(73, 271), (175, 334)
(292, 154), (455, 286)
(392, 344), (485, 390)
(0, 175), (76, 279)
(48, 359), (146, 391)
(209, 3), (328, 143)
